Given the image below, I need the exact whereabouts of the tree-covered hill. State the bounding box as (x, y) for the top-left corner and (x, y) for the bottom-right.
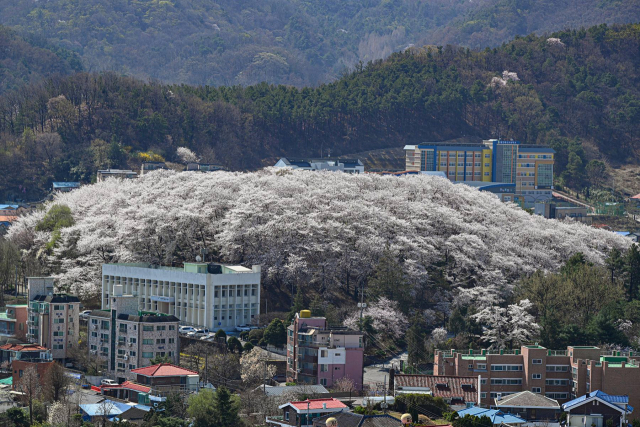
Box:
(0, 25), (81, 94)
(0, 23), (639, 200)
(0, 0), (638, 87)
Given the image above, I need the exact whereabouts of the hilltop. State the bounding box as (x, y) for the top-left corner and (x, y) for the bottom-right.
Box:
(0, 0), (638, 87)
(8, 169), (629, 309)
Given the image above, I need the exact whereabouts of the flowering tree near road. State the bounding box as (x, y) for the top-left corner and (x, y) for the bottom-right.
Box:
(472, 299), (540, 349)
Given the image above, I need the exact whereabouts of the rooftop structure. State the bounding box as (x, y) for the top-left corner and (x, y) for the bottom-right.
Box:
(312, 412), (402, 427)
(259, 384), (329, 397)
(391, 373), (479, 406)
(102, 262), (261, 331)
(52, 182), (81, 192)
(456, 407), (527, 425)
(275, 158), (364, 174)
(185, 163), (226, 172)
(140, 162), (168, 176)
(97, 169), (138, 182)
(563, 391), (633, 427)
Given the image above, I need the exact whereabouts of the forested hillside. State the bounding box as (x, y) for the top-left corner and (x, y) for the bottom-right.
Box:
(0, 25), (81, 94)
(0, 0), (638, 87)
(0, 24), (639, 200)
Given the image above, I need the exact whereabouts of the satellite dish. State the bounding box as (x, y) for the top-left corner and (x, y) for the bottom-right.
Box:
(196, 255), (202, 262)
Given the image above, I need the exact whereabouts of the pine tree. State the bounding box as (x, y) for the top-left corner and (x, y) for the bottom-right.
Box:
(213, 386), (240, 427)
(606, 247), (625, 284)
(625, 244), (640, 301)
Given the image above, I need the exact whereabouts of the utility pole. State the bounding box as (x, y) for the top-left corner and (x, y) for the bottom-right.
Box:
(14, 266), (17, 298)
(381, 375), (388, 414)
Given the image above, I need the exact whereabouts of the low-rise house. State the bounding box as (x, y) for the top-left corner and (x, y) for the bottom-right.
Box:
(391, 373), (479, 408)
(0, 205), (22, 216)
(88, 286), (180, 382)
(97, 169), (138, 182)
(492, 391), (561, 422)
(186, 163), (226, 172)
(79, 400), (134, 423)
(0, 344), (54, 390)
(312, 411), (402, 427)
(267, 398), (348, 427)
(275, 158), (364, 174)
(140, 162), (168, 175)
(456, 407), (527, 425)
(562, 391), (633, 427)
(52, 182), (81, 193)
(0, 305), (28, 340)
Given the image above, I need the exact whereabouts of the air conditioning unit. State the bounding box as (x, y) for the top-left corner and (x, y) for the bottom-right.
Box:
(92, 325), (97, 330)
(90, 350), (97, 355)
(129, 342), (133, 347)
(124, 355), (128, 360)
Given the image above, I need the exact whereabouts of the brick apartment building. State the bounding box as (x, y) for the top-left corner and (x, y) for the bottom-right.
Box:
(0, 344), (54, 390)
(434, 345), (640, 418)
(88, 285), (180, 382)
(286, 310), (364, 390)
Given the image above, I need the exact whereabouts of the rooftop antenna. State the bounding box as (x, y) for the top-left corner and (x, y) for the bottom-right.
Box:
(200, 248), (208, 263)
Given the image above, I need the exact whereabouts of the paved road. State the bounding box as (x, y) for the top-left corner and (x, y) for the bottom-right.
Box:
(363, 351), (407, 390)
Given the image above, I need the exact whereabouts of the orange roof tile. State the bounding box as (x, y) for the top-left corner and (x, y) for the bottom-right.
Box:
(0, 343), (47, 352)
(130, 363), (199, 377)
(120, 381), (151, 393)
(0, 216), (17, 223)
(288, 398), (347, 411)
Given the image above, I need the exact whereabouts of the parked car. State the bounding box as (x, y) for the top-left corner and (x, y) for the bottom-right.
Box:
(187, 328), (210, 338)
(179, 326), (196, 334)
(101, 379), (118, 386)
(80, 310), (92, 320)
(200, 333), (217, 341)
(235, 324), (251, 332)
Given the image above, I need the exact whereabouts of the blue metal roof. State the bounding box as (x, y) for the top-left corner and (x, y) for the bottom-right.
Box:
(52, 182), (81, 188)
(457, 407), (526, 424)
(563, 391), (631, 413)
(615, 231), (631, 236)
(0, 205), (18, 210)
(80, 400), (132, 417)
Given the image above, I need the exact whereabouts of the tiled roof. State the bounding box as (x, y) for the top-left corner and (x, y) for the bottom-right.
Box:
(457, 407), (526, 424)
(394, 375), (478, 401)
(260, 384), (329, 396)
(131, 363), (199, 377)
(285, 398), (348, 411)
(120, 381), (151, 393)
(0, 216), (17, 223)
(312, 412), (402, 427)
(496, 391), (560, 408)
(0, 343), (47, 352)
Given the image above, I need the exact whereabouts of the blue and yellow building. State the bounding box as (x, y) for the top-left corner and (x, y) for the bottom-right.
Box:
(404, 140), (555, 206)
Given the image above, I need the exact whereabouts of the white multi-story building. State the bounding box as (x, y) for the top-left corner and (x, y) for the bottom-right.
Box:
(101, 262), (261, 330)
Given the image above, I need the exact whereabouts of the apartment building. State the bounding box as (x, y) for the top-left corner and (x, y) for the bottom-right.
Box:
(404, 140), (554, 206)
(101, 262), (261, 331)
(97, 169), (138, 182)
(88, 287), (180, 383)
(140, 162), (168, 175)
(0, 304), (28, 340)
(434, 345), (640, 419)
(26, 277), (80, 361)
(274, 158), (365, 174)
(286, 310), (364, 390)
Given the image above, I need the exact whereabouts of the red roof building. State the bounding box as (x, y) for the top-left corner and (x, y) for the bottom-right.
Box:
(391, 374), (479, 406)
(269, 399), (348, 427)
(130, 363), (199, 377)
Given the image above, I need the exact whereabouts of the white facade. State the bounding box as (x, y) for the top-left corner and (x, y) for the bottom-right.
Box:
(101, 263), (261, 330)
(274, 158), (364, 174)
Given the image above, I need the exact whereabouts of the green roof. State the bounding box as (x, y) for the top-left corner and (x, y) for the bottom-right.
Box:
(607, 363), (638, 368)
(601, 356), (628, 363)
(525, 345), (545, 349)
(461, 356), (487, 360)
(0, 377), (12, 385)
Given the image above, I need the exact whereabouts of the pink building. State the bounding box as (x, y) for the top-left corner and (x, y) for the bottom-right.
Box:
(286, 310), (364, 390)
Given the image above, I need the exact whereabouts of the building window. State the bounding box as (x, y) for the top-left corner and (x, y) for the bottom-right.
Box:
(100, 333), (109, 342)
(129, 337), (137, 344)
(156, 339), (166, 344)
(480, 378), (487, 385)
(320, 378), (327, 386)
(321, 364), (328, 372)
(546, 379), (569, 386)
(481, 392), (487, 398)
(143, 339), (153, 345)
(546, 365), (569, 372)
(156, 326), (166, 331)
(468, 364), (473, 369)
(142, 352), (153, 358)
(491, 365), (523, 371)
(321, 350), (328, 357)
(532, 374), (542, 380)
(54, 318), (65, 324)
(484, 172), (490, 176)
(169, 338), (175, 344)
(545, 393), (568, 399)
(143, 326), (153, 331)
(169, 325), (175, 330)
(532, 359), (542, 364)
(490, 378), (522, 385)
(285, 412), (289, 421)
(130, 351), (137, 356)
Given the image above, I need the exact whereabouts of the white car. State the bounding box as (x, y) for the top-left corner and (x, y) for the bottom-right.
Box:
(101, 379), (118, 386)
(187, 328), (210, 338)
(200, 333), (216, 341)
(80, 310), (92, 319)
(179, 326), (196, 334)
(235, 325), (251, 332)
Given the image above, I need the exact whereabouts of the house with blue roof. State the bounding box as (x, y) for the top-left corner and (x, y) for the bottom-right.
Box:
(52, 182), (81, 193)
(562, 391), (633, 427)
(457, 406), (527, 425)
(79, 400), (133, 422)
